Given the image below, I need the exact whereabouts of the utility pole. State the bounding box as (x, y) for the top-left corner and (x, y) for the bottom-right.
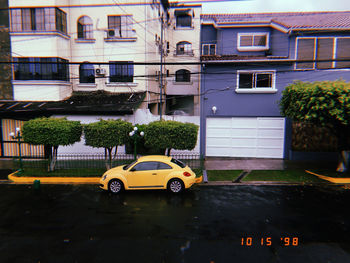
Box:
(159, 15), (164, 120)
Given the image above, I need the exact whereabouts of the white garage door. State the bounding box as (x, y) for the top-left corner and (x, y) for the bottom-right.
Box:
(206, 117), (285, 158)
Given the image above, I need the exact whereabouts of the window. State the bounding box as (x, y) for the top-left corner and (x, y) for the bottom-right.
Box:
(13, 57), (69, 81)
(157, 162), (172, 170)
(171, 158), (186, 168)
(238, 33), (269, 51)
(109, 61), (133, 82)
(10, 7), (67, 34)
(77, 16), (93, 39)
(296, 37), (350, 70)
(336, 38), (350, 69)
(175, 69), (190, 82)
(202, 44), (216, 55)
(237, 71), (275, 91)
(132, 162), (158, 171)
(176, 41), (193, 56)
(107, 15), (133, 38)
(79, 63), (95, 83)
(56, 8), (67, 33)
(175, 9), (192, 28)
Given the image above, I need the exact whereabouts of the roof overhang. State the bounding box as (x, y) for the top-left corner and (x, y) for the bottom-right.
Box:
(0, 91), (146, 118)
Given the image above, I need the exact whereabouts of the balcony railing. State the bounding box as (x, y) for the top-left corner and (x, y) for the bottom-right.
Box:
(173, 50), (194, 56)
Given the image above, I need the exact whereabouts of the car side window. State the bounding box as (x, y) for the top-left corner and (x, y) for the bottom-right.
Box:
(131, 161), (158, 171)
(157, 162), (172, 170)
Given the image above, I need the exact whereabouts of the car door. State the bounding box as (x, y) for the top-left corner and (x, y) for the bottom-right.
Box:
(126, 161), (161, 188)
(155, 161), (174, 186)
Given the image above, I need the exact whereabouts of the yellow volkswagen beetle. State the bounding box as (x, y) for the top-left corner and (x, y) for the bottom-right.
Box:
(99, 155), (202, 194)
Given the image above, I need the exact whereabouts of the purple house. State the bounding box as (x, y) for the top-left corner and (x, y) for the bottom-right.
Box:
(200, 12), (350, 159)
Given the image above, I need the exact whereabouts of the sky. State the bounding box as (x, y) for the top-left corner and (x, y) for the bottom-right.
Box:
(177, 0), (350, 14)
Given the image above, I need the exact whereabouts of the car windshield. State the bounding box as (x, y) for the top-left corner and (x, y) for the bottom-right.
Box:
(123, 160), (137, 170)
(171, 158), (186, 168)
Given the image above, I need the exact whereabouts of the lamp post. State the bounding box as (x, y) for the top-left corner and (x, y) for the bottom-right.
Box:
(129, 126), (144, 160)
(10, 127), (23, 173)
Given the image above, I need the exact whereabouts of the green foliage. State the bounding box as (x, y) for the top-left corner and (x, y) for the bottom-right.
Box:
(280, 80), (350, 126)
(84, 119), (133, 148)
(292, 122), (339, 152)
(125, 124), (163, 154)
(280, 80), (350, 151)
(144, 121), (199, 153)
(22, 117), (82, 146)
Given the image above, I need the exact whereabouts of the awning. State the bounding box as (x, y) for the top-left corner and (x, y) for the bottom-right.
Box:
(174, 9), (191, 16)
(0, 91), (146, 118)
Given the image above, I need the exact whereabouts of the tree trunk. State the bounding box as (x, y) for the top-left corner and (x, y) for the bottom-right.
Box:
(48, 146), (58, 172)
(105, 147), (112, 170)
(113, 146), (118, 160)
(167, 148), (172, 156)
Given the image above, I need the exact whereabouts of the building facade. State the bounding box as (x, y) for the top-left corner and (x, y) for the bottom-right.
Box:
(200, 12), (350, 159)
(164, 3), (202, 116)
(1, 0), (204, 158)
(9, 0), (168, 105)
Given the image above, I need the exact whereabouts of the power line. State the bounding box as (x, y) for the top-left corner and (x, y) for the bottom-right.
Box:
(3, 58), (350, 65)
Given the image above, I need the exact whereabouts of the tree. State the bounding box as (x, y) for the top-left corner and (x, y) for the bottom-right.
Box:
(144, 121), (199, 156)
(84, 119), (133, 169)
(22, 117), (82, 171)
(280, 80), (350, 172)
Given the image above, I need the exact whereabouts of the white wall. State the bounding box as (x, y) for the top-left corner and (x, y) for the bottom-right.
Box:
(13, 81), (72, 101)
(54, 109), (200, 154)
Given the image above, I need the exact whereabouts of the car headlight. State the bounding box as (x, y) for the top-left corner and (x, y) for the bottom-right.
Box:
(103, 174), (108, 180)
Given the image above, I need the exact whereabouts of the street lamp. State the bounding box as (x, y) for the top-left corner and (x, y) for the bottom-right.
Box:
(129, 126), (144, 160)
(10, 127), (23, 173)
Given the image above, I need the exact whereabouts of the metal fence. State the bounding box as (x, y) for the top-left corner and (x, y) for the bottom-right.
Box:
(13, 153), (202, 171)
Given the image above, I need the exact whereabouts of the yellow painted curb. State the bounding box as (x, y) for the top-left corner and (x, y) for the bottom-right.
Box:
(8, 171), (100, 184)
(305, 170), (350, 184)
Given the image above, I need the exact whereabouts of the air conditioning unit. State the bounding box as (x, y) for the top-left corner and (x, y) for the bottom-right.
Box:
(108, 29), (115, 37)
(95, 68), (106, 75)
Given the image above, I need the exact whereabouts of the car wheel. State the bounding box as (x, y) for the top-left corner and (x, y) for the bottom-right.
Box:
(108, 179), (124, 194)
(168, 179), (184, 193)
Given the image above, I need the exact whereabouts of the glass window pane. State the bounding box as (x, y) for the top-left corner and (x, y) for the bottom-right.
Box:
(202, 45), (209, 55)
(209, 44), (216, 55)
(11, 9), (22, 31)
(45, 8), (55, 31)
(21, 9), (31, 31)
(256, 73), (272, 88)
(176, 15), (191, 27)
(108, 16), (121, 29)
(132, 161), (158, 171)
(239, 73), (253, 89)
(240, 36), (253, 47)
(296, 38), (315, 69)
(157, 162), (172, 170)
(254, 35), (267, 46)
(175, 69), (190, 82)
(109, 61), (133, 82)
(35, 8), (45, 31)
(79, 63), (95, 83)
(316, 38), (334, 69)
(336, 38), (350, 68)
(171, 158), (186, 168)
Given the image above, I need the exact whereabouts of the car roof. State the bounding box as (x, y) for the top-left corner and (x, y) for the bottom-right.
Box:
(137, 155), (172, 162)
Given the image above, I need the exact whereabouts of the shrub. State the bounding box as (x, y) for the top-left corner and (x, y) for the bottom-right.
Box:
(22, 117), (82, 171)
(84, 119), (133, 169)
(144, 121), (198, 155)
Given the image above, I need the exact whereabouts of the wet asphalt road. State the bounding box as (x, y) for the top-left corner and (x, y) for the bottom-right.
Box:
(0, 184), (350, 263)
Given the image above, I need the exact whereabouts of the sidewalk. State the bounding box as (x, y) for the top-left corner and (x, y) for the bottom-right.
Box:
(2, 157), (345, 185)
(204, 157), (338, 170)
